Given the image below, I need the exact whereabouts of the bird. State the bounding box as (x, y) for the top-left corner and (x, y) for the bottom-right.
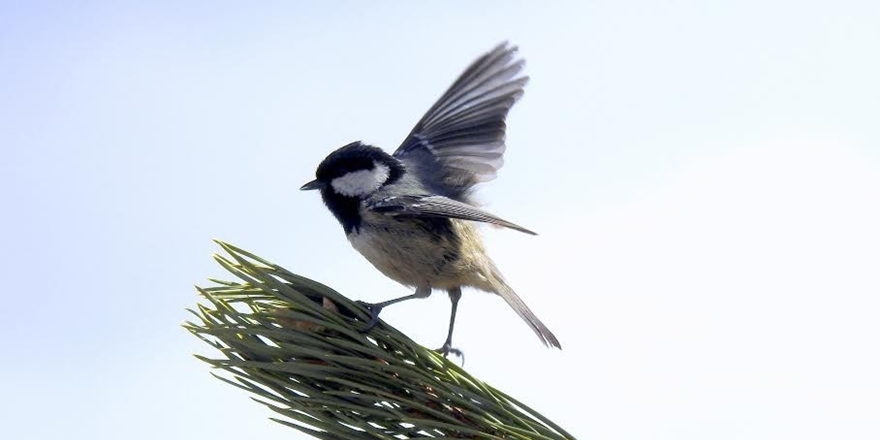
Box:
(300, 42), (561, 354)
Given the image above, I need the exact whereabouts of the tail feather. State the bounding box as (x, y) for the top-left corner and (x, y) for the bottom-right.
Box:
(487, 263), (562, 349)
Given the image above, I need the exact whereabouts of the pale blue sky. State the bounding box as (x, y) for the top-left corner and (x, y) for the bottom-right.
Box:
(2, 1), (879, 439)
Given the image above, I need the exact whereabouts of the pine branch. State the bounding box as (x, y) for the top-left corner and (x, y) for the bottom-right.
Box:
(184, 240), (576, 440)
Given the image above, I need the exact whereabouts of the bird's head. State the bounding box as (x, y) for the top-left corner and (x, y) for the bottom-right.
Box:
(301, 141), (405, 199)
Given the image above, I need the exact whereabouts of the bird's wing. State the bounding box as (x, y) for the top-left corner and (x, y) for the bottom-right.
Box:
(392, 42), (528, 202)
(368, 194), (536, 235)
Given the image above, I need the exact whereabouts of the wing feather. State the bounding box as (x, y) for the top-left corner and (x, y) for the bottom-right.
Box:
(393, 42), (528, 202)
(369, 195), (536, 235)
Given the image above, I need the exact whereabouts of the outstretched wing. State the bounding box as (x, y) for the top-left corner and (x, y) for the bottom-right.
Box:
(369, 195), (536, 235)
(393, 42), (528, 202)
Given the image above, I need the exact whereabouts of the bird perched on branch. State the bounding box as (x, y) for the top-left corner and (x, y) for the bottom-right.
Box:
(301, 42), (561, 355)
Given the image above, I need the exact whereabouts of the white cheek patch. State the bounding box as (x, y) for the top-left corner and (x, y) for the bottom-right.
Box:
(330, 162), (391, 197)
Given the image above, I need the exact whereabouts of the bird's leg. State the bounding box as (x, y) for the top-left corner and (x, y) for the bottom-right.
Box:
(436, 287), (464, 359)
(359, 286), (431, 331)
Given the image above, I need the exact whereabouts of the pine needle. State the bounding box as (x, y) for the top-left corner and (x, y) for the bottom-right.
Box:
(185, 240), (576, 439)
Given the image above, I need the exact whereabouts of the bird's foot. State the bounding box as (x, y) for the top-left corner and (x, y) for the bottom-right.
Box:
(356, 301), (383, 332)
(435, 342), (464, 361)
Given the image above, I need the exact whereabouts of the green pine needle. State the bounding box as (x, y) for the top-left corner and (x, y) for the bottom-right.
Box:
(185, 240), (576, 440)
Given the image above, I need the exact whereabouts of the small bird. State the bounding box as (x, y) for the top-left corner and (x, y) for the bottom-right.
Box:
(301, 42), (561, 354)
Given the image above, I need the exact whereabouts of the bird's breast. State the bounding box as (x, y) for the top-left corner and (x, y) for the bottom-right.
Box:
(346, 216), (483, 289)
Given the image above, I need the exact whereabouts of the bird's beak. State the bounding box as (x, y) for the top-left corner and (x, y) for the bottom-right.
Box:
(300, 179), (324, 191)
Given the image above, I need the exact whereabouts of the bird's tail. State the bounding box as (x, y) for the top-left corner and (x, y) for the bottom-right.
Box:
(485, 261), (562, 349)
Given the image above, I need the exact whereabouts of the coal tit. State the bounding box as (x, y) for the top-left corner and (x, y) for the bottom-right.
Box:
(301, 42), (561, 354)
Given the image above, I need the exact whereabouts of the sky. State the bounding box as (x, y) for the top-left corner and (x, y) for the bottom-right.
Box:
(1, 1), (879, 439)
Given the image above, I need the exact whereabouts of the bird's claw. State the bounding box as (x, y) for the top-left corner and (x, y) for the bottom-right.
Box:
(435, 342), (464, 361)
(356, 300), (383, 332)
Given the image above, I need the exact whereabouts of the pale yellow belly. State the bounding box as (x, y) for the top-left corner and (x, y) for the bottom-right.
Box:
(347, 218), (491, 290)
